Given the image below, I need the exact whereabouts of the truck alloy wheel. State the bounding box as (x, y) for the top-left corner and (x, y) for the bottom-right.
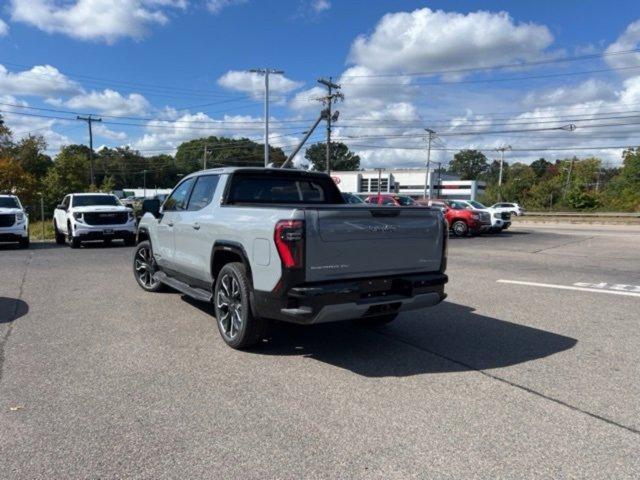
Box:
(133, 241), (162, 291)
(213, 262), (266, 349)
(216, 272), (244, 340)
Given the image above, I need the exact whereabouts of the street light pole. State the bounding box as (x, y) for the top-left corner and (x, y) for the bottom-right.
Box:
(250, 68), (284, 167)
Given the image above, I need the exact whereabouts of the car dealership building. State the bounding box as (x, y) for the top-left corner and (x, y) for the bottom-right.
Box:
(329, 169), (485, 201)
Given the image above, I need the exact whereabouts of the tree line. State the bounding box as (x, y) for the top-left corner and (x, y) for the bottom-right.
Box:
(448, 149), (640, 211)
(0, 115), (361, 217)
(3, 113), (637, 214)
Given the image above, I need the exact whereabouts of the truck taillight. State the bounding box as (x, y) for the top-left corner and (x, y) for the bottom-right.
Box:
(274, 220), (304, 269)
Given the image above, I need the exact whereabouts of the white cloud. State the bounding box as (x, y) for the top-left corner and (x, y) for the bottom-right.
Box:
(0, 18), (9, 36)
(63, 89), (151, 116)
(523, 79), (617, 107)
(0, 95), (73, 153)
(93, 124), (128, 141)
(9, 0), (186, 43)
(605, 19), (640, 74)
(348, 8), (554, 75)
(206, 0), (247, 14)
(131, 112), (266, 153)
(218, 70), (303, 100)
(311, 0), (331, 13)
(0, 64), (81, 97)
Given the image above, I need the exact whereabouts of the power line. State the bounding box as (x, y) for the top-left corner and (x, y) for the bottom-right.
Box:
(339, 47), (640, 78)
(340, 65), (640, 87)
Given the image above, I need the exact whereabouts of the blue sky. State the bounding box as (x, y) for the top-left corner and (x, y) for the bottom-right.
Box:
(1, 0), (640, 167)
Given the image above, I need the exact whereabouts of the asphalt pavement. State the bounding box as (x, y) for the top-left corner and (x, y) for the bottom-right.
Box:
(1, 224), (639, 479)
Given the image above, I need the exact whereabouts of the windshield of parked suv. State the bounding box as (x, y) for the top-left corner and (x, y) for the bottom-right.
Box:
(73, 195), (121, 207)
(447, 200), (469, 209)
(0, 197), (20, 208)
(227, 173), (344, 204)
(468, 200), (486, 209)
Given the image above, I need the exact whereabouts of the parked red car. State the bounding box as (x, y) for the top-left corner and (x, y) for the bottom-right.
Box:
(429, 200), (491, 237)
(364, 194), (417, 206)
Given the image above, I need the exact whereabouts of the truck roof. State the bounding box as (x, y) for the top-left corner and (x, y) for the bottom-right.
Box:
(185, 167), (330, 179)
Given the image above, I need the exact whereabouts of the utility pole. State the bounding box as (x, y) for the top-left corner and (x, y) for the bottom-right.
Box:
(423, 129), (436, 200)
(564, 158), (575, 199)
(250, 68), (284, 167)
(142, 170), (147, 198)
(317, 77), (342, 175)
(77, 114), (102, 186)
(495, 145), (512, 187)
(202, 143), (212, 170)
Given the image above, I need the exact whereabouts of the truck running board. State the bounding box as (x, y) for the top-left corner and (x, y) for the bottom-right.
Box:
(153, 271), (213, 303)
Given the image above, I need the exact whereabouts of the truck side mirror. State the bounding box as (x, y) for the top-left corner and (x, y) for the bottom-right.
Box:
(56, 204), (66, 211)
(142, 199), (161, 218)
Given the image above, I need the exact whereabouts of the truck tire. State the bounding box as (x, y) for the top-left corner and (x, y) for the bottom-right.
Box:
(451, 220), (468, 237)
(19, 236), (30, 249)
(214, 262), (267, 349)
(67, 222), (80, 248)
(54, 221), (65, 245)
(133, 241), (163, 292)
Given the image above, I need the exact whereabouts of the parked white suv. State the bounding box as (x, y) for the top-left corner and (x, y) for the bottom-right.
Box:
(491, 202), (525, 216)
(0, 194), (29, 248)
(53, 193), (136, 248)
(453, 199), (511, 232)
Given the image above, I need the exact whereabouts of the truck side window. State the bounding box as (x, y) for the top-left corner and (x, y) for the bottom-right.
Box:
(187, 175), (220, 211)
(63, 196), (70, 209)
(164, 178), (195, 211)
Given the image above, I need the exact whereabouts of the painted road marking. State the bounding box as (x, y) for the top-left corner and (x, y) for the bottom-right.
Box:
(497, 279), (640, 298)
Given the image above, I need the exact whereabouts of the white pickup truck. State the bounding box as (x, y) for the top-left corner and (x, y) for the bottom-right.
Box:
(53, 193), (137, 248)
(135, 167), (448, 349)
(454, 199), (512, 232)
(0, 194), (29, 248)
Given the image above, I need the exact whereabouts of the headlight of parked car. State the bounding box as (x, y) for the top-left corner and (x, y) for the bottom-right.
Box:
(493, 212), (500, 218)
(73, 212), (84, 222)
(472, 214), (480, 220)
(128, 212), (135, 221)
(15, 212), (24, 223)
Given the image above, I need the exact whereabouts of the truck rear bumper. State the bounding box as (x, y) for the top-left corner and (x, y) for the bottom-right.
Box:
(254, 272), (447, 324)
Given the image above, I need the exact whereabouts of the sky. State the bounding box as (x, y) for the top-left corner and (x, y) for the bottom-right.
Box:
(2, 0), (640, 169)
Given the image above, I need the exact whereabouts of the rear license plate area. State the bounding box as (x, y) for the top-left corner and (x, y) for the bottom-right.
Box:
(363, 302), (401, 317)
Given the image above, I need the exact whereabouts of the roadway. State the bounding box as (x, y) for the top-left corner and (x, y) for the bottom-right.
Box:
(1, 224), (639, 478)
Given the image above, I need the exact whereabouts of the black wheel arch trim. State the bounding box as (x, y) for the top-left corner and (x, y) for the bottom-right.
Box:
(211, 241), (258, 318)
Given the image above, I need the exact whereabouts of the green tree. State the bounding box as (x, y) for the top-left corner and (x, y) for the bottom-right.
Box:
(175, 136), (286, 173)
(304, 142), (360, 171)
(42, 145), (92, 213)
(0, 157), (37, 205)
(14, 135), (53, 179)
(448, 149), (488, 180)
(530, 158), (552, 178)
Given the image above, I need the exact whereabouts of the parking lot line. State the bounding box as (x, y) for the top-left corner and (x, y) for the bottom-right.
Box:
(497, 279), (640, 298)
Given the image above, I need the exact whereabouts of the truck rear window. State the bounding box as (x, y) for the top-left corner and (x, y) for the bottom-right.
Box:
(226, 173), (344, 204)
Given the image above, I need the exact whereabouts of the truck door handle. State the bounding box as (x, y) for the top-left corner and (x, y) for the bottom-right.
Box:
(167, 221), (174, 227)
(192, 223), (200, 230)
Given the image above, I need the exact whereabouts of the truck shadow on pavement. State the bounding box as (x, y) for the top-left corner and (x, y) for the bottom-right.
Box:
(0, 297), (29, 324)
(251, 301), (577, 377)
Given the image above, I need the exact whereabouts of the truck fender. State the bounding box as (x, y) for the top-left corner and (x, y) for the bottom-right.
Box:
(211, 242), (258, 318)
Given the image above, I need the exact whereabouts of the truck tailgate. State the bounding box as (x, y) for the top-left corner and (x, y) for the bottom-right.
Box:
(304, 206), (444, 282)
